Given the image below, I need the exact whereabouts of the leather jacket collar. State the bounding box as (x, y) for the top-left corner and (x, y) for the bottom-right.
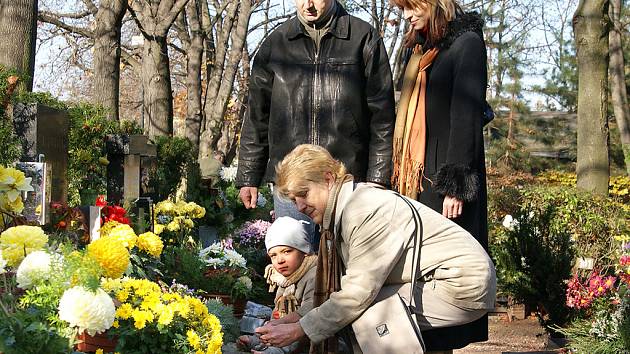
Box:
(287, 5), (350, 40)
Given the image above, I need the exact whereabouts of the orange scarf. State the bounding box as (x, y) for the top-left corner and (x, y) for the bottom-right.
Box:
(392, 46), (439, 199)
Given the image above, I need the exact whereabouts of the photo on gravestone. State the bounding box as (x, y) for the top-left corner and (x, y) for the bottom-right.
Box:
(14, 161), (49, 225)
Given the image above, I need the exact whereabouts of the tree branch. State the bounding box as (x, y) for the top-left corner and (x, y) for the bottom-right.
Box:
(80, 0), (99, 15)
(38, 11), (93, 38)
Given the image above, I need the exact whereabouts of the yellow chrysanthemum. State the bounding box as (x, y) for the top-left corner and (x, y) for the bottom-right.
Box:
(0, 167), (34, 202)
(106, 223), (137, 249)
(99, 220), (121, 238)
(187, 329), (201, 349)
(88, 236), (130, 278)
(116, 303), (133, 320)
(157, 306), (175, 326)
(0, 193), (24, 214)
(166, 220), (180, 232)
(155, 200), (175, 214)
(131, 308), (154, 329)
(184, 218), (195, 229)
(95, 349), (103, 354)
(116, 288), (129, 303)
(136, 232), (164, 258)
(0, 225), (48, 267)
(153, 223), (165, 235)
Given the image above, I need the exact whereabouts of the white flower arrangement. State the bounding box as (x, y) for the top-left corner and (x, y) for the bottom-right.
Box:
(219, 165), (237, 182)
(15, 250), (56, 289)
(199, 242), (247, 270)
(58, 286), (116, 336)
(0, 249), (6, 275)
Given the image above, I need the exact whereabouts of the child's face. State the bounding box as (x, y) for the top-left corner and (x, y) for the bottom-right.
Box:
(268, 246), (306, 277)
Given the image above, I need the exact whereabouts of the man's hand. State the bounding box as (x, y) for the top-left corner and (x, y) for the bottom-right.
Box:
(442, 195), (463, 219)
(239, 186), (258, 209)
(255, 322), (305, 348)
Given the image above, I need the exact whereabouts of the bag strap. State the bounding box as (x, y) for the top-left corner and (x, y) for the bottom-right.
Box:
(396, 193), (422, 309)
(345, 183), (422, 305)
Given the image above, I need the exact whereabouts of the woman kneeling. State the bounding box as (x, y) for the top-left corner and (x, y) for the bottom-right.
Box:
(255, 144), (496, 351)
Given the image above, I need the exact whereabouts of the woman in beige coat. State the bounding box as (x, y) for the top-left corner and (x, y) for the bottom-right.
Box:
(255, 144), (496, 351)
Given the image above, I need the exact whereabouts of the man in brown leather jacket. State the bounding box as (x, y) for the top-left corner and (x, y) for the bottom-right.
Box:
(235, 0), (395, 226)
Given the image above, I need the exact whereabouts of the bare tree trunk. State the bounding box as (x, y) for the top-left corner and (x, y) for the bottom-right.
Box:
(0, 0), (38, 91)
(183, 0), (204, 146)
(199, 0), (253, 160)
(573, 0), (610, 195)
(129, 0), (189, 138)
(92, 0), (126, 120)
(140, 36), (174, 137)
(608, 0), (630, 175)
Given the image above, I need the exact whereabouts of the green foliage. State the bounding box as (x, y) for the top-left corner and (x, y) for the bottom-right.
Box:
(0, 307), (72, 354)
(67, 103), (141, 206)
(556, 288), (630, 353)
(160, 245), (222, 294)
(492, 205), (575, 329)
(149, 136), (196, 201)
(0, 66), (23, 165)
(126, 250), (164, 282)
(521, 185), (629, 269)
(205, 299), (239, 342)
(0, 118), (22, 165)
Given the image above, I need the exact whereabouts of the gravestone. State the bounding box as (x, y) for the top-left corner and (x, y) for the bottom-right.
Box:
(12, 103), (69, 203)
(105, 134), (157, 205)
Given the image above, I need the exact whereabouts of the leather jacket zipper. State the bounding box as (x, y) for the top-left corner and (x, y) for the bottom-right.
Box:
(311, 43), (321, 146)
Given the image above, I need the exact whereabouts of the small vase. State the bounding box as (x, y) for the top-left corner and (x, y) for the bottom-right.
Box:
(75, 330), (118, 352)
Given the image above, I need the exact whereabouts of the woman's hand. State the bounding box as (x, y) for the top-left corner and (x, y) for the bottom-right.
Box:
(255, 322), (305, 348)
(270, 311), (300, 325)
(442, 195), (463, 219)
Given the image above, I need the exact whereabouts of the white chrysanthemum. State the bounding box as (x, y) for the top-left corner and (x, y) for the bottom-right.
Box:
(224, 249), (247, 268)
(237, 276), (252, 290)
(58, 286), (115, 336)
(0, 249), (6, 274)
(219, 165), (237, 182)
(502, 214), (518, 230)
(16, 250), (55, 289)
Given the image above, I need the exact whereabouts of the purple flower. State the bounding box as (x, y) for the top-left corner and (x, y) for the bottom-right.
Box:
(237, 219), (271, 247)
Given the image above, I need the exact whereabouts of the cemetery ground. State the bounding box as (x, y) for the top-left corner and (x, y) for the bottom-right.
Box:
(222, 314), (560, 354)
(455, 315), (558, 354)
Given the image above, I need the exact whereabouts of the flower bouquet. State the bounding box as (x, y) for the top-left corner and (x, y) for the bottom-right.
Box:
(101, 277), (224, 354)
(199, 241), (253, 315)
(559, 240), (630, 352)
(153, 199), (206, 246)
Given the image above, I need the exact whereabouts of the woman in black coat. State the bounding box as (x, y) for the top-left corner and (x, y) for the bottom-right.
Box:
(390, 0), (489, 351)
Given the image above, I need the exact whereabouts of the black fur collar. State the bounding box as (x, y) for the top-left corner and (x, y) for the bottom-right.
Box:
(416, 12), (484, 50)
(436, 12), (484, 49)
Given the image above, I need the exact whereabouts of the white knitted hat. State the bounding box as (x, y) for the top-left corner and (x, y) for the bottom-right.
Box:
(265, 216), (311, 254)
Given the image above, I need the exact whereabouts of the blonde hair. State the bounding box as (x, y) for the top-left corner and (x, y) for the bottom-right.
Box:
(275, 144), (347, 200)
(390, 0), (461, 47)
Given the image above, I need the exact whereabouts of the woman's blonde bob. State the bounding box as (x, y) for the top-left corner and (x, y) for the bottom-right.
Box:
(275, 144), (347, 200)
(390, 0), (461, 47)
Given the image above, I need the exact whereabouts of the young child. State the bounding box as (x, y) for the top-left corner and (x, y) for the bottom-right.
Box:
(238, 216), (317, 354)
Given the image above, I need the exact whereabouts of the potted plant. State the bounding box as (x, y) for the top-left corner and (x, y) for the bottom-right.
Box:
(199, 241), (253, 317)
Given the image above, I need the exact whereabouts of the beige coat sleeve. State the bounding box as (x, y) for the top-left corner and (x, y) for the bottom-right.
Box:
(299, 195), (411, 343)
